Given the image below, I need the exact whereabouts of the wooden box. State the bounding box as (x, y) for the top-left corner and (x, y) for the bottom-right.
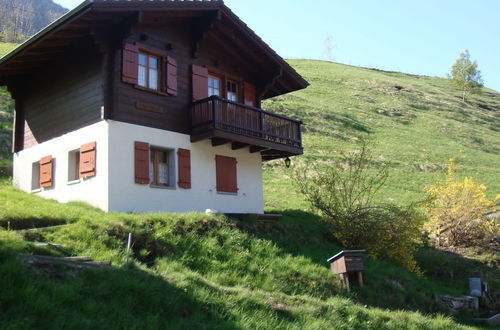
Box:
(327, 250), (366, 274)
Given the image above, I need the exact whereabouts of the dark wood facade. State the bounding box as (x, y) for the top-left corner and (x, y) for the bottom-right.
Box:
(0, 0), (308, 160)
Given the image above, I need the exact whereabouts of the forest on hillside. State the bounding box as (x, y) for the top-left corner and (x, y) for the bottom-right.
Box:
(0, 0), (68, 42)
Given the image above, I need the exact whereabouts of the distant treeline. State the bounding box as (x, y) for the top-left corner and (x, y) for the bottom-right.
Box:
(0, 0), (68, 43)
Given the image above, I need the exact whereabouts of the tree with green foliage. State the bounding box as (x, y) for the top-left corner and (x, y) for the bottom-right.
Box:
(450, 50), (483, 102)
(294, 139), (424, 273)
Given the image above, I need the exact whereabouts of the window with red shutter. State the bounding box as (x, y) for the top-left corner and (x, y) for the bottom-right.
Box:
(192, 64), (209, 101)
(135, 141), (150, 184)
(79, 142), (96, 179)
(40, 155), (53, 188)
(165, 56), (178, 96)
(177, 149), (191, 189)
(244, 82), (256, 107)
(215, 155), (238, 193)
(122, 43), (139, 84)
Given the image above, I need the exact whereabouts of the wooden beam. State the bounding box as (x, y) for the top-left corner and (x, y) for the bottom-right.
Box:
(192, 10), (221, 58)
(206, 32), (256, 71)
(211, 138), (229, 147)
(231, 142), (248, 150)
(249, 146), (267, 153)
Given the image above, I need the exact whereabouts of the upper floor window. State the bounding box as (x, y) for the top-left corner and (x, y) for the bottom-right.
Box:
(227, 80), (239, 102)
(208, 75), (221, 97)
(138, 52), (159, 91)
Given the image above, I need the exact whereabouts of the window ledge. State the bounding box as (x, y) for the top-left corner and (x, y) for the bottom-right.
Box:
(217, 191), (238, 196)
(134, 85), (169, 97)
(150, 184), (176, 190)
(31, 188), (42, 193)
(67, 179), (81, 185)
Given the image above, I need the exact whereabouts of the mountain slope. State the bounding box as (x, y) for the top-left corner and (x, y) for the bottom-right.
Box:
(263, 60), (499, 209)
(0, 0), (68, 42)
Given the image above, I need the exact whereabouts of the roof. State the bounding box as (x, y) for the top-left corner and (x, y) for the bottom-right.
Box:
(326, 250), (366, 263)
(0, 0), (308, 98)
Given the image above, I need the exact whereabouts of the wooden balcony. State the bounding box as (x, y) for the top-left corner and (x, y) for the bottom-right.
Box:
(191, 96), (303, 160)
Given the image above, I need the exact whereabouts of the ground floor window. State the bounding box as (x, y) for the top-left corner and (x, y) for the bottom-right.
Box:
(68, 149), (80, 182)
(31, 161), (40, 190)
(149, 148), (175, 188)
(215, 155), (238, 193)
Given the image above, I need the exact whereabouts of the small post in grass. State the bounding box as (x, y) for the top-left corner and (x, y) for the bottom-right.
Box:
(125, 232), (132, 265)
(7, 221), (10, 231)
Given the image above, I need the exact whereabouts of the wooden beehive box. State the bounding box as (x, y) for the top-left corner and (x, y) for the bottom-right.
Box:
(327, 250), (366, 274)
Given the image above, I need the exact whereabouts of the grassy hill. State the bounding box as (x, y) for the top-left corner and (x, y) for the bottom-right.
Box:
(2, 178), (498, 329)
(263, 60), (499, 210)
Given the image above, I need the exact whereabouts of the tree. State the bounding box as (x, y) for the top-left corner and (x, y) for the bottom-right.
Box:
(450, 50), (483, 102)
(293, 139), (424, 273)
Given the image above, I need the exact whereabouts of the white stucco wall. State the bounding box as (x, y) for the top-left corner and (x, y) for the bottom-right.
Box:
(107, 121), (264, 214)
(13, 121), (110, 211)
(13, 120), (264, 214)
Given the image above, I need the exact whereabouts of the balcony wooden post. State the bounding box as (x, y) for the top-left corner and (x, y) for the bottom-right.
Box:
(211, 96), (217, 128)
(259, 111), (264, 139)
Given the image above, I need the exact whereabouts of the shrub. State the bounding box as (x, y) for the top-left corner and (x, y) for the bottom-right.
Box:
(294, 139), (424, 273)
(425, 158), (498, 247)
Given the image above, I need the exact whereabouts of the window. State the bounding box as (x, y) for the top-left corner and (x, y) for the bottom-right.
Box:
(227, 80), (239, 102)
(215, 155), (238, 193)
(149, 148), (175, 188)
(68, 149), (80, 182)
(208, 75), (221, 97)
(138, 52), (160, 90)
(31, 161), (40, 191)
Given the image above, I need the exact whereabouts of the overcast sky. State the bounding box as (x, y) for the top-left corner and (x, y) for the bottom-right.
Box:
(54, 0), (500, 91)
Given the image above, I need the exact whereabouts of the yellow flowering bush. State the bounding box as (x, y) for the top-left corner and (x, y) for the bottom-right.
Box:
(426, 159), (498, 246)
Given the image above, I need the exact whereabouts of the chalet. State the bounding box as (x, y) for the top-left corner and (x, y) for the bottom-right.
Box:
(0, 0), (308, 213)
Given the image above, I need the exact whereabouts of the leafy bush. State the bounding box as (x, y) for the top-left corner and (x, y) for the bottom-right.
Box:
(294, 140), (424, 273)
(425, 159), (498, 247)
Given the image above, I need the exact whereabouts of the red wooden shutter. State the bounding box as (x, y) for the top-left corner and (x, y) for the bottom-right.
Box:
(135, 141), (150, 184)
(192, 64), (208, 101)
(79, 142), (96, 179)
(244, 82), (256, 107)
(40, 155), (53, 188)
(165, 56), (178, 96)
(177, 148), (191, 189)
(122, 43), (138, 84)
(215, 155), (238, 193)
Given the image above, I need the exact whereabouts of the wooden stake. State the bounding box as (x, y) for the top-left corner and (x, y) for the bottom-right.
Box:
(358, 272), (364, 287)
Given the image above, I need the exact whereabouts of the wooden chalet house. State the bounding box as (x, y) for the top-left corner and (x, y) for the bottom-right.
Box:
(0, 0), (308, 213)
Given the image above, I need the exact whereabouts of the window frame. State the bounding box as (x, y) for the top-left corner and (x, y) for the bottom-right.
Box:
(67, 149), (81, 184)
(226, 79), (240, 102)
(149, 147), (176, 189)
(31, 161), (41, 192)
(138, 51), (161, 92)
(208, 74), (222, 97)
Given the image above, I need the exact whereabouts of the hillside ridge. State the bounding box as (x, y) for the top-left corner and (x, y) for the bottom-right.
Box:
(0, 0), (68, 42)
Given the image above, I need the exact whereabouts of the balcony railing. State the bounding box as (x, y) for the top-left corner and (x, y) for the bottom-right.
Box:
(191, 96), (302, 149)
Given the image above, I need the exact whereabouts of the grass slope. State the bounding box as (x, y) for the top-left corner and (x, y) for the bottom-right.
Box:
(2, 178), (495, 329)
(0, 42), (17, 57)
(263, 60), (499, 209)
(0, 43), (17, 164)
